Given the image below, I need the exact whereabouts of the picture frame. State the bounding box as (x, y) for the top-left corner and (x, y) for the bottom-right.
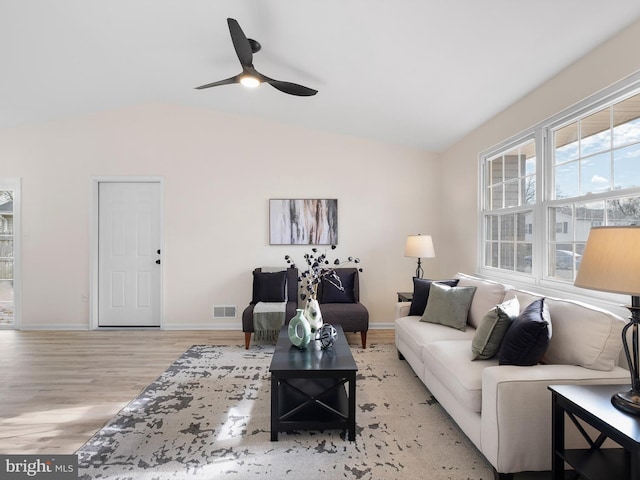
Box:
(269, 199), (338, 245)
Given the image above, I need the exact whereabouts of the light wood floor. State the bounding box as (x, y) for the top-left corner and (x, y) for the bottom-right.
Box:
(0, 329), (394, 455)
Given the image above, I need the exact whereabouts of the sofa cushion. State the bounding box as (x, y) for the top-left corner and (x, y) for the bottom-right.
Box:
(395, 316), (476, 369)
(499, 298), (552, 366)
(408, 278), (459, 316)
(319, 270), (356, 303)
(317, 302), (369, 331)
(423, 340), (498, 413)
(455, 273), (511, 329)
(252, 270), (287, 303)
(471, 296), (520, 360)
(421, 283), (476, 331)
(542, 297), (625, 371)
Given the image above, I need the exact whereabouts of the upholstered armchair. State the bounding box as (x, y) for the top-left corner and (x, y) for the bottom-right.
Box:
(241, 267), (298, 349)
(316, 267), (369, 348)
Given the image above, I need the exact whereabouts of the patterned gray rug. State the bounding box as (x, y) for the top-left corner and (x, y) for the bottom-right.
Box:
(76, 343), (493, 479)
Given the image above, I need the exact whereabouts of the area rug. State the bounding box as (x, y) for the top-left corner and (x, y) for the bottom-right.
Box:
(76, 344), (493, 480)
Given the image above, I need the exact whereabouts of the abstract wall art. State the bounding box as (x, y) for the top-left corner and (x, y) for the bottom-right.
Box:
(269, 199), (338, 245)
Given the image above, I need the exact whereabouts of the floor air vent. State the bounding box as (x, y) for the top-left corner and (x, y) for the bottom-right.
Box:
(213, 305), (237, 318)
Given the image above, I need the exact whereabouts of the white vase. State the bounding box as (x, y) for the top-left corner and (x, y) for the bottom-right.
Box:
(304, 298), (323, 333)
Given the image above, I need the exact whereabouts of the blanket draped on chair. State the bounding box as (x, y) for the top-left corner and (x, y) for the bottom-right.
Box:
(253, 301), (286, 342)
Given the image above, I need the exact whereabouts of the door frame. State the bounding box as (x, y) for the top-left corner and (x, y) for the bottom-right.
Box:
(90, 176), (164, 329)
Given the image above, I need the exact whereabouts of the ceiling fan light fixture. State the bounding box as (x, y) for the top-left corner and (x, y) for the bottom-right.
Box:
(240, 75), (260, 88)
(195, 18), (317, 96)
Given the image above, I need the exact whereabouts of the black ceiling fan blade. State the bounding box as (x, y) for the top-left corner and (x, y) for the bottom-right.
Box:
(266, 79), (318, 97)
(194, 74), (240, 90)
(255, 71), (317, 96)
(196, 19), (318, 97)
(227, 18), (253, 67)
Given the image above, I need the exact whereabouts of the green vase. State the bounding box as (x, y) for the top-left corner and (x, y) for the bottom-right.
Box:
(288, 309), (312, 349)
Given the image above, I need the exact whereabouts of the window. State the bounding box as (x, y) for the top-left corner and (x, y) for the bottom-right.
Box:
(547, 90), (640, 282)
(555, 222), (568, 234)
(483, 140), (535, 273)
(553, 93), (640, 199)
(480, 74), (640, 288)
(0, 180), (19, 329)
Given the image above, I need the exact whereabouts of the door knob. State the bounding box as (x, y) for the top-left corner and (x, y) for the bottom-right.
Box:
(155, 259), (161, 264)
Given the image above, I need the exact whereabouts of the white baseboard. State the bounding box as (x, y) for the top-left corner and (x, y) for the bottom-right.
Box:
(19, 324), (90, 331)
(163, 323), (396, 330)
(162, 323), (242, 330)
(17, 322), (395, 331)
(369, 323), (395, 329)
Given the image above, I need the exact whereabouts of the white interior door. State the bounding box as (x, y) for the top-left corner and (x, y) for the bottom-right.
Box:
(98, 182), (161, 327)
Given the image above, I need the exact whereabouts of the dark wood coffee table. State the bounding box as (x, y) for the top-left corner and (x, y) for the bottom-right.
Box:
(269, 324), (358, 441)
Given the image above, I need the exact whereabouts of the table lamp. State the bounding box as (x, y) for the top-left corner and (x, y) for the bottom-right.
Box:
(404, 234), (435, 278)
(574, 225), (640, 415)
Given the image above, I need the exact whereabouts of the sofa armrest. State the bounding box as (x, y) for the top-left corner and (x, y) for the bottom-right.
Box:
(480, 364), (630, 474)
(395, 302), (411, 319)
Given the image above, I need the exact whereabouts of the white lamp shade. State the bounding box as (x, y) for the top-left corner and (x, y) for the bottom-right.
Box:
(574, 226), (640, 296)
(404, 234), (435, 258)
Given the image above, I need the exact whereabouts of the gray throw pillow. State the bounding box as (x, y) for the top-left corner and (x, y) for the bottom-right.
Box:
(420, 282), (477, 331)
(471, 296), (520, 360)
(408, 278), (459, 316)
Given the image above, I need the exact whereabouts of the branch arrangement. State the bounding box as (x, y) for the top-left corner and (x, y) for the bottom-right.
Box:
(285, 245), (362, 301)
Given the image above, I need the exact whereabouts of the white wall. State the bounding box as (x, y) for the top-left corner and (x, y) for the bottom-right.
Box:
(438, 19), (640, 279)
(9, 18), (640, 331)
(0, 102), (438, 329)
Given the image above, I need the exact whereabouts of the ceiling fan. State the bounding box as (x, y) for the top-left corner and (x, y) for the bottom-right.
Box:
(195, 18), (318, 97)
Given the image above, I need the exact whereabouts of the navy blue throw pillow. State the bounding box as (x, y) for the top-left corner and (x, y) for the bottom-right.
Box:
(320, 271), (356, 304)
(499, 298), (551, 366)
(252, 271), (287, 303)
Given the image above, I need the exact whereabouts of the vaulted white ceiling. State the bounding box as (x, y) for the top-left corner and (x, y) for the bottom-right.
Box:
(3, 1), (640, 151)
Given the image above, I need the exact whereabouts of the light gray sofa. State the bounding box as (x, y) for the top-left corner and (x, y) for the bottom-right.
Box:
(395, 273), (630, 479)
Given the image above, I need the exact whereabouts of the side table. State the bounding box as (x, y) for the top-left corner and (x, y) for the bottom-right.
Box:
(549, 384), (640, 480)
(397, 291), (413, 302)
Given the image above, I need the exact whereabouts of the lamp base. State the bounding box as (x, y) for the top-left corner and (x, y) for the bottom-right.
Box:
(414, 258), (423, 279)
(611, 389), (640, 415)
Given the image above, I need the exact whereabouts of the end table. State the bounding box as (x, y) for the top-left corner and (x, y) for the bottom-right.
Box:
(397, 292), (413, 302)
(549, 384), (640, 480)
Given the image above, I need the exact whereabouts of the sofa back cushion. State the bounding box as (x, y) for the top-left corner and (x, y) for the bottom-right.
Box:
(504, 288), (625, 371)
(543, 297), (625, 371)
(455, 273), (511, 329)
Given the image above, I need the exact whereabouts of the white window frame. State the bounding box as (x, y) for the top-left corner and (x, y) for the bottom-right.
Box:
(479, 132), (538, 279)
(478, 71), (640, 312)
(0, 178), (21, 330)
